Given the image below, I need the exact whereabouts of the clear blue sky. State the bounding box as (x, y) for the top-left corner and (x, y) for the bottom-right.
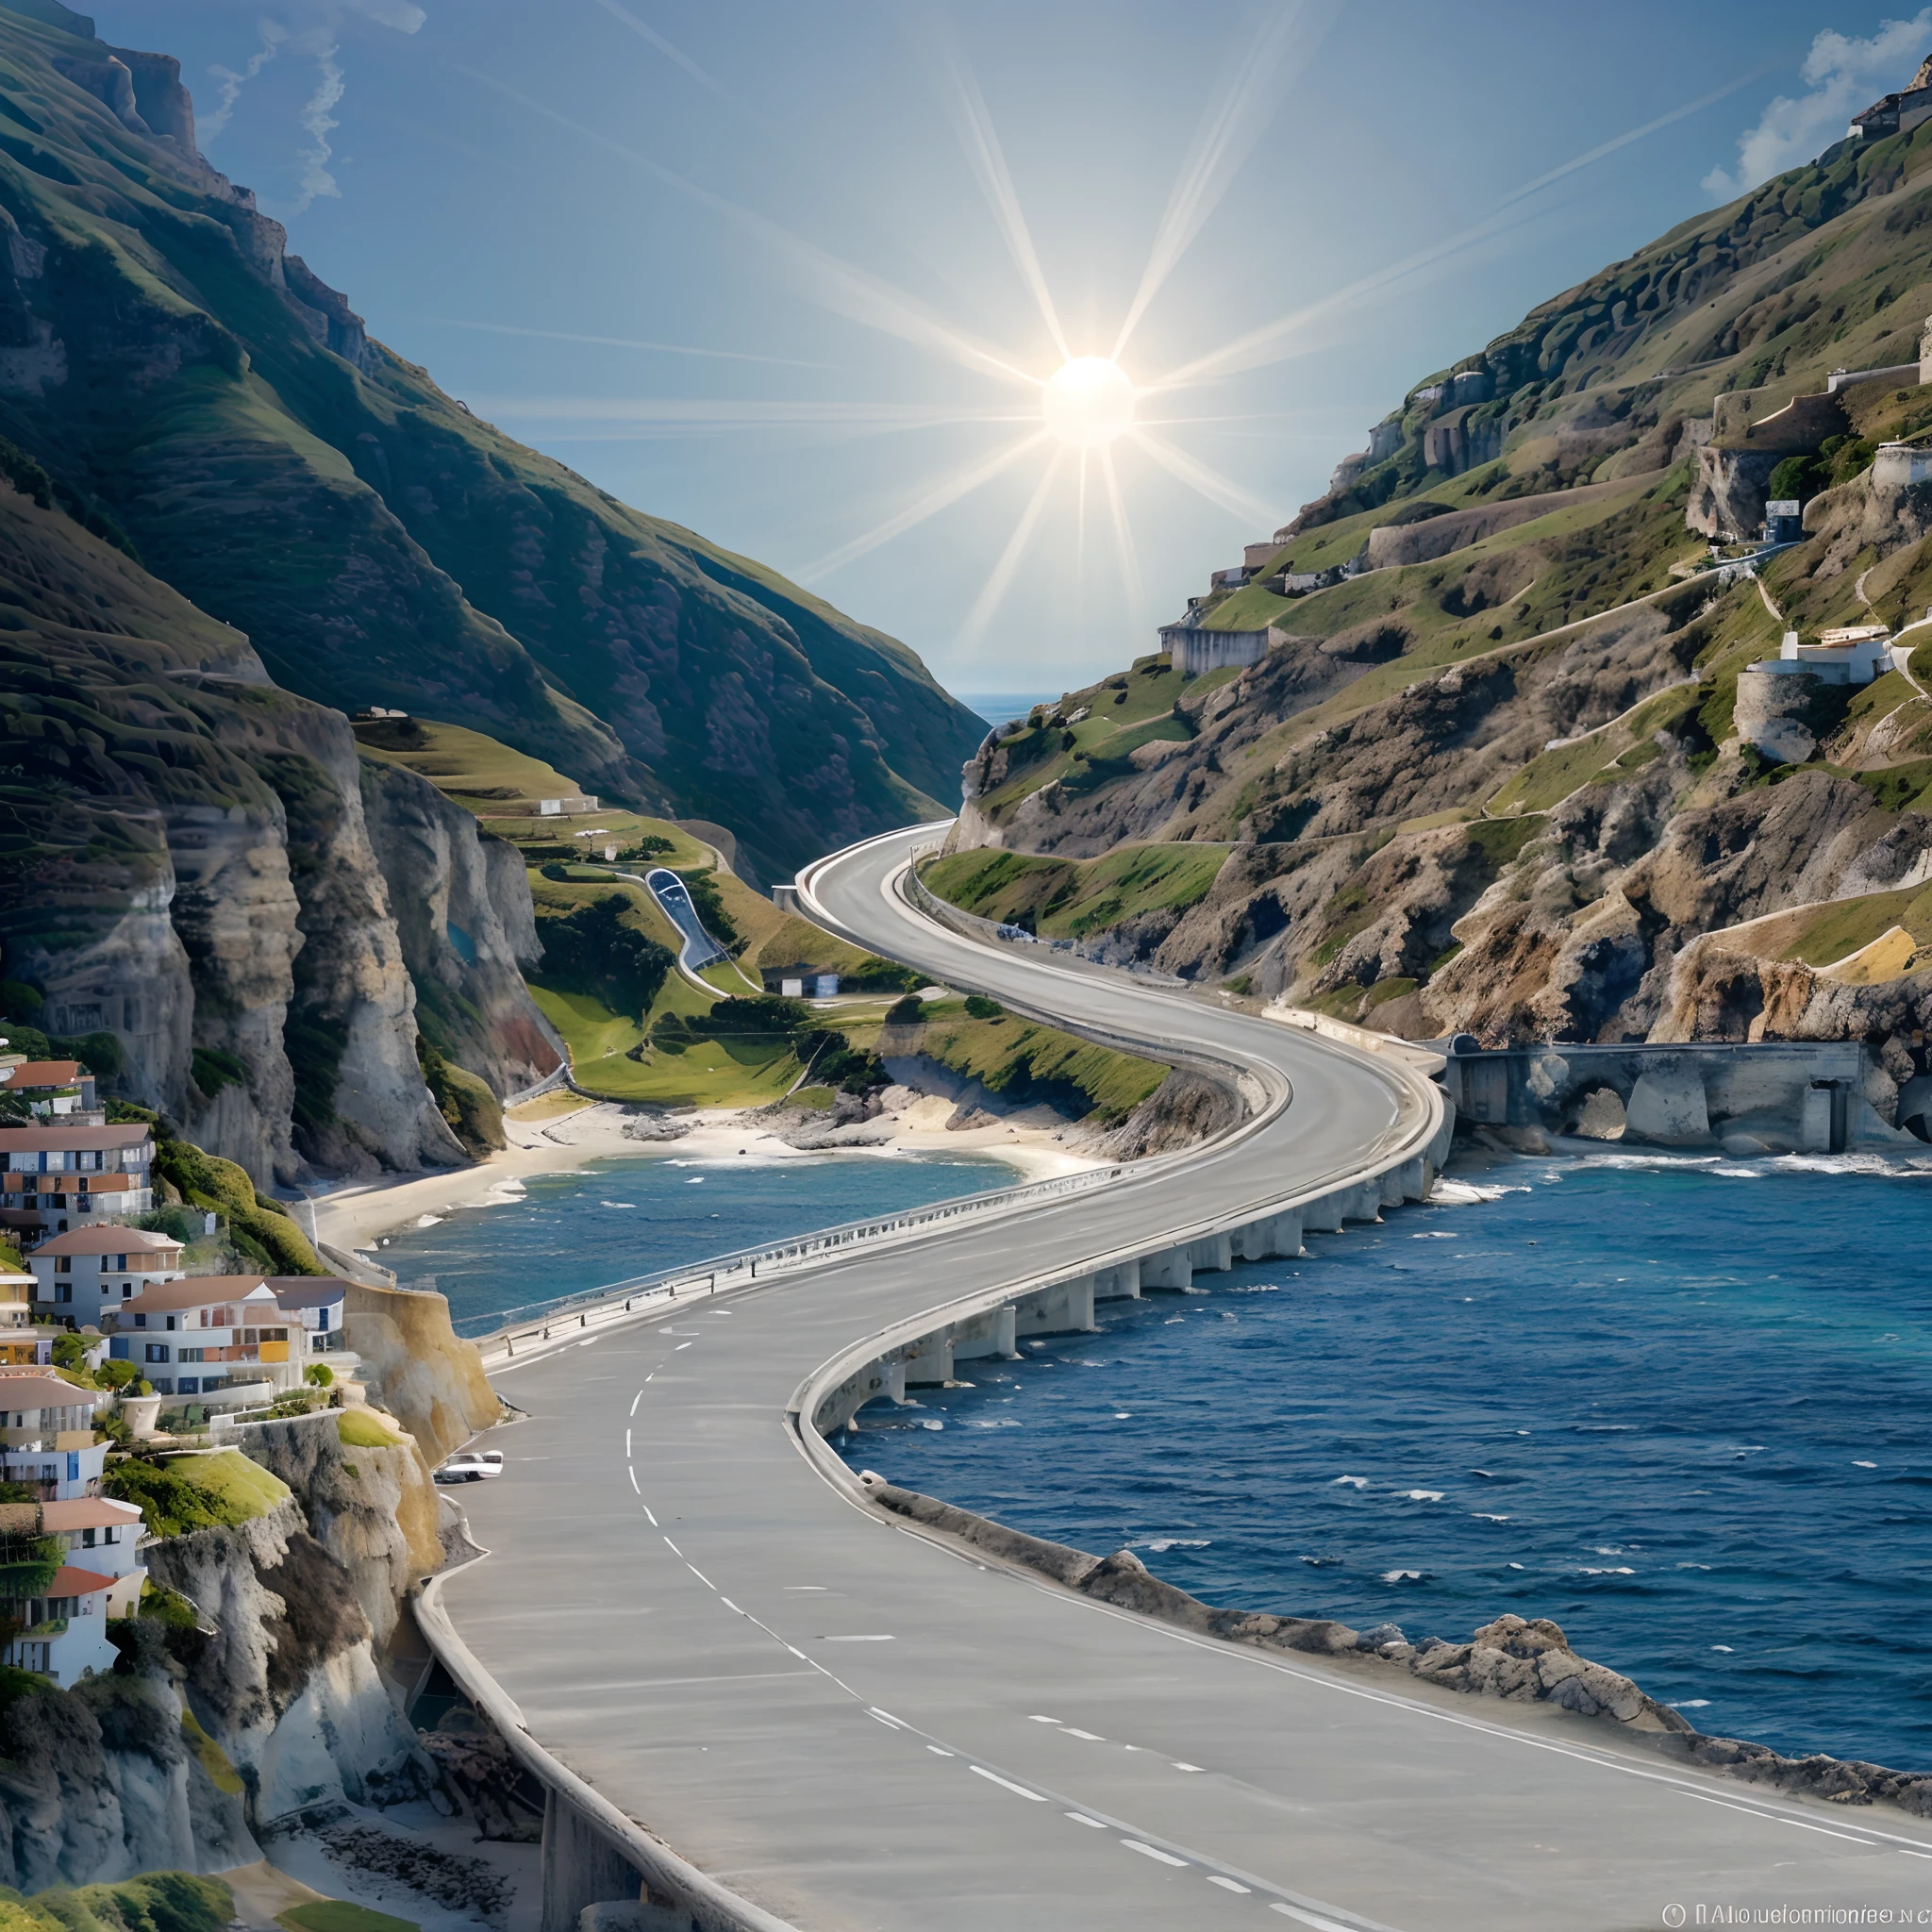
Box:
(91, 0), (1932, 697)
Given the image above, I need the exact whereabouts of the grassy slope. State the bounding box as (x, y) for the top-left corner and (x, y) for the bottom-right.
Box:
(922, 845), (1229, 939)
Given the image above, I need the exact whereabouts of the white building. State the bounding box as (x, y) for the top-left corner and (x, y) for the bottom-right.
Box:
(0, 1374), (108, 1500)
(28, 1224), (184, 1322)
(2, 1560), (119, 1682)
(105, 1274), (294, 1402)
(42, 1496), (144, 1616)
(263, 1277), (360, 1385)
(1747, 626), (1892, 687)
(0, 1123), (156, 1240)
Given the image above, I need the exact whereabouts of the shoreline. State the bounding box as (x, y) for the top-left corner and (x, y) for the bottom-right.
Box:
(310, 1092), (1102, 1254)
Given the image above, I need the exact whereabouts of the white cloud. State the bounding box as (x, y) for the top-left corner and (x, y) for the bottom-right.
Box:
(202, 19), (285, 147)
(342, 0), (425, 31)
(285, 37), (346, 214)
(1705, 9), (1932, 201)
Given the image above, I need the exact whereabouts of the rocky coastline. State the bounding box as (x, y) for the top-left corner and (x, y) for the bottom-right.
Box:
(858, 1474), (1932, 1821)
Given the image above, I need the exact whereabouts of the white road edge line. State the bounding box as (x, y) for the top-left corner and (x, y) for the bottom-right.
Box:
(970, 1765), (1047, 1801)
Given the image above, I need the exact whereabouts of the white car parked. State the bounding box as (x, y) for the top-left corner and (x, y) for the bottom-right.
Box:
(433, 1448), (505, 1484)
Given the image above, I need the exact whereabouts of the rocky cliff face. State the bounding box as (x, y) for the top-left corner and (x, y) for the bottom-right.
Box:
(5, 1407), (452, 1884)
(338, 1283), (502, 1467)
(0, 482), (563, 1182)
(0, 2), (982, 884)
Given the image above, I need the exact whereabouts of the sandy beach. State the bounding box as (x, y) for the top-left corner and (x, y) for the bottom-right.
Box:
(309, 1092), (1103, 1254)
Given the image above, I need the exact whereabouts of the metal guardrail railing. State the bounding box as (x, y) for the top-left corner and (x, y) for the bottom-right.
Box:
(461, 1158), (1131, 1345)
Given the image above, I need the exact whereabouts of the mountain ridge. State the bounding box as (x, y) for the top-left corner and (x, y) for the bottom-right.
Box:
(0, 0), (982, 887)
(940, 75), (1932, 1135)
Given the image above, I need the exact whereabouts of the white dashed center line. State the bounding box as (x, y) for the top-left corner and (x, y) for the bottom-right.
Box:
(1122, 1840), (1187, 1867)
(971, 1766), (1046, 1801)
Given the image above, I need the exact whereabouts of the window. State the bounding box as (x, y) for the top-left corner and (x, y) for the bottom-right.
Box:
(177, 1348), (203, 1364)
(54, 1258), (70, 1275)
(80, 1526), (94, 1548)
(144, 1343), (168, 1363)
(50, 1285), (70, 1305)
(76, 1151), (100, 1173)
(164, 1316), (176, 1332)
(176, 1378), (199, 1395)
(120, 1285), (131, 1300)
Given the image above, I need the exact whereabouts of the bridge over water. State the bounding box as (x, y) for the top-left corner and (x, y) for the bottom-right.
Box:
(417, 825), (1932, 1932)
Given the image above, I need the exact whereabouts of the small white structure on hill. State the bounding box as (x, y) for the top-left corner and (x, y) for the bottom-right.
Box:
(1752, 626), (1892, 686)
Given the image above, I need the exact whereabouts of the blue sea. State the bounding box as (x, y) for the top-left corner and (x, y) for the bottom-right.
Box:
(373, 1150), (1013, 1336)
(955, 691), (1066, 732)
(836, 1151), (1932, 1773)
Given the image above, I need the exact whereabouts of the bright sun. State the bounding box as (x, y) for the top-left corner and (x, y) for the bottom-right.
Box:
(1041, 356), (1135, 448)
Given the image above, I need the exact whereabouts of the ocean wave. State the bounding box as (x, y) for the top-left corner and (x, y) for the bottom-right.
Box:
(1332, 1475), (1369, 1489)
(1137, 1538), (1211, 1552)
(1397, 1490), (1444, 1502)
(1472, 1512), (1511, 1523)
(1580, 1566), (1636, 1575)
(1774, 1152), (1932, 1178)
(414, 1213), (442, 1227)
(598, 1201), (635, 1209)
(1381, 1569), (1431, 1584)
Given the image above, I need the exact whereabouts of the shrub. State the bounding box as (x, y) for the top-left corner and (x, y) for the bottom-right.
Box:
(534, 895), (674, 1019)
(305, 1363), (334, 1388)
(539, 861), (570, 881)
(963, 994), (1004, 1019)
(885, 994), (924, 1024)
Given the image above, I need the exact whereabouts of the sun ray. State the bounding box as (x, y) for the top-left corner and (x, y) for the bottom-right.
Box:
(1098, 446), (1142, 617)
(1145, 194), (1558, 393)
(1128, 426), (1277, 525)
(425, 317), (835, 369)
(797, 427), (1053, 584)
(957, 446), (1066, 649)
(1111, 0), (1332, 362)
(467, 397), (1030, 429)
(1150, 77), (1746, 394)
(583, 0), (727, 99)
(461, 67), (1043, 391)
(1076, 450), (1089, 586)
(941, 44), (1071, 362)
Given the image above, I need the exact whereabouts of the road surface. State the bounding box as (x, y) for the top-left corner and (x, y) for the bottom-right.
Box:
(440, 826), (1932, 1931)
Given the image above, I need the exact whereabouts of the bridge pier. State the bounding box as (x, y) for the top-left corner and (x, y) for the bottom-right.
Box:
(1231, 1209), (1302, 1260)
(541, 1787), (642, 1932)
(902, 1333), (954, 1385)
(1138, 1246), (1192, 1291)
(1092, 1260), (1141, 1300)
(1186, 1233), (1233, 1274)
(952, 1305), (1019, 1359)
(1302, 1191), (1345, 1233)
(1341, 1179), (1384, 1224)
(1014, 1276), (1097, 1336)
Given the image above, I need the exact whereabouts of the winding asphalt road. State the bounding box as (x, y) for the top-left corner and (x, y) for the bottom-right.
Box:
(439, 827), (1932, 1931)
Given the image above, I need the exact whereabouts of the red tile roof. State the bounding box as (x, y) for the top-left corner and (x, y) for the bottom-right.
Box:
(46, 1565), (114, 1596)
(120, 1275), (272, 1315)
(0, 1063), (81, 1089)
(42, 1498), (141, 1531)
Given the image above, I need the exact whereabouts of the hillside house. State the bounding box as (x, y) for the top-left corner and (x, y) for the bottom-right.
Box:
(0, 1374), (108, 1500)
(262, 1277), (360, 1384)
(0, 1061), (97, 1119)
(28, 1225), (184, 1323)
(1, 1559), (118, 1682)
(42, 1497), (143, 1616)
(104, 1274), (294, 1401)
(0, 1124), (155, 1239)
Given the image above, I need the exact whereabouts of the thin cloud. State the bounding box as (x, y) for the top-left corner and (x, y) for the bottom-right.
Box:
(1704, 11), (1932, 201)
(202, 22), (285, 147)
(286, 38), (345, 215)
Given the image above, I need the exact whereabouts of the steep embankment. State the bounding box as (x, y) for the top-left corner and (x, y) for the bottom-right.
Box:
(946, 70), (1932, 1097)
(0, 0), (983, 885)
